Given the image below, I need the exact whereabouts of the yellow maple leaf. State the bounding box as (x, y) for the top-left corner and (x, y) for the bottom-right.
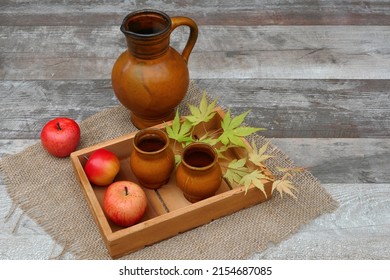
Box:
(248, 141), (273, 168)
(272, 179), (298, 199)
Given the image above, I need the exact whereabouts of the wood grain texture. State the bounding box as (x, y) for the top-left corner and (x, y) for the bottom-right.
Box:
(271, 138), (390, 184)
(1, 0), (390, 26)
(2, 26), (389, 80)
(197, 79), (390, 138)
(0, 183), (74, 259)
(0, 80), (119, 139)
(253, 183), (390, 260)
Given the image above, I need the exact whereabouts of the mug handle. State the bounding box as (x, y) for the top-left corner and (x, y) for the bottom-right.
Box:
(170, 17), (198, 63)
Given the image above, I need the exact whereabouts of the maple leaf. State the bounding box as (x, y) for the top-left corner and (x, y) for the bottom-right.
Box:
(248, 141), (273, 168)
(218, 110), (264, 148)
(239, 170), (269, 197)
(165, 110), (193, 144)
(223, 159), (250, 186)
(174, 154), (182, 166)
(197, 132), (220, 146)
(214, 145), (229, 160)
(185, 91), (218, 126)
(272, 179), (298, 199)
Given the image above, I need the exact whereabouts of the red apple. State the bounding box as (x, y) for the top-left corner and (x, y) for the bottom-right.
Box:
(84, 148), (120, 186)
(103, 181), (147, 227)
(40, 117), (81, 157)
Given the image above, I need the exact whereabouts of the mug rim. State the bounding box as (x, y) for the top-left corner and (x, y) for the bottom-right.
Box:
(181, 142), (218, 171)
(133, 128), (170, 155)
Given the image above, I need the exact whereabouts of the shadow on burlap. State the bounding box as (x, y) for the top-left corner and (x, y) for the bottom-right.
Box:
(0, 82), (338, 259)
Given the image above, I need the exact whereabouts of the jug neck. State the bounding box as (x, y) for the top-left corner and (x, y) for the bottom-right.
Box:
(120, 10), (172, 59)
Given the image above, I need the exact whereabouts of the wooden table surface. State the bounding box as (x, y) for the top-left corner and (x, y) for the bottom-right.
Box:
(1, 1), (389, 259)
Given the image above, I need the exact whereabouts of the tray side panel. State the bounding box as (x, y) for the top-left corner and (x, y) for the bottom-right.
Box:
(70, 152), (113, 246)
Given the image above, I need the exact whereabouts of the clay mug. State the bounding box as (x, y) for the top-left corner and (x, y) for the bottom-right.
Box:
(112, 9), (198, 129)
(175, 143), (222, 203)
(130, 128), (175, 189)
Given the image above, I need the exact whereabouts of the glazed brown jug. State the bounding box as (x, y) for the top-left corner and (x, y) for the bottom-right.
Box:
(130, 128), (175, 189)
(176, 143), (222, 203)
(112, 10), (198, 129)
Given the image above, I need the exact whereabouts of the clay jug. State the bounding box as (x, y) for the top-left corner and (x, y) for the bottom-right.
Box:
(176, 143), (222, 203)
(112, 9), (198, 129)
(130, 128), (175, 189)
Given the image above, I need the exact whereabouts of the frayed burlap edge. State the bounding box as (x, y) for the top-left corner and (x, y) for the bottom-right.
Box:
(0, 81), (338, 259)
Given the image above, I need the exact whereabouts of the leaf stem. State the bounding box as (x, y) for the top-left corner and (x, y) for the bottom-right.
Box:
(219, 163), (250, 174)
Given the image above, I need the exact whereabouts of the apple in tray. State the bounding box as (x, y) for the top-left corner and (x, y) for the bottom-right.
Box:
(103, 181), (148, 227)
(84, 148), (120, 186)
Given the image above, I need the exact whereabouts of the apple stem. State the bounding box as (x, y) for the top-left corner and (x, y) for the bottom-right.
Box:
(56, 122), (62, 130)
(124, 186), (128, 196)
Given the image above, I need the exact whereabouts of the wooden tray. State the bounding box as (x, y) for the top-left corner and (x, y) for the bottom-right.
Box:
(70, 107), (273, 258)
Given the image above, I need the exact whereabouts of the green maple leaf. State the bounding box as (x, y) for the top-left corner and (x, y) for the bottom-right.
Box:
(248, 141), (273, 168)
(185, 91), (218, 126)
(218, 110), (264, 148)
(223, 159), (251, 186)
(239, 170), (269, 196)
(166, 110), (193, 144)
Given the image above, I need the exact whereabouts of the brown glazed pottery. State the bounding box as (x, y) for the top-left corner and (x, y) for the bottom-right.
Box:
(111, 9), (198, 129)
(130, 128), (175, 189)
(175, 143), (222, 203)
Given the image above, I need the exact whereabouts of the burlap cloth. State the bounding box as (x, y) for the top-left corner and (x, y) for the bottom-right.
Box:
(0, 81), (338, 259)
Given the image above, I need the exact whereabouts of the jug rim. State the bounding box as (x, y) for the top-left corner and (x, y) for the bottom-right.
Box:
(133, 128), (170, 155)
(120, 9), (172, 38)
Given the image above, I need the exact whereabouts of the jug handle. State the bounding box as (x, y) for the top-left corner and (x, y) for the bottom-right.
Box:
(170, 17), (198, 64)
